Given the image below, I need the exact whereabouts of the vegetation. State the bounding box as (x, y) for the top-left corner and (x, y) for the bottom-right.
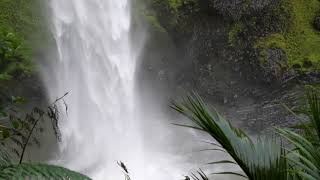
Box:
(151, 0), (197, 12)
(0, 94), (91, 179)
(276, 87), (320, 179)
(172, 94), (289, 179)
(255, 0), (320, 71)
(228, 22), (246, 46)
(1, 0), (320, 179)
(142, 0), (199, 31)
(0, 28), (32, 80)
(173, 88), (320, 179)
(0, 0), (49, 51)
(0, 0), (49, 81)
(0, 160), (90, 180)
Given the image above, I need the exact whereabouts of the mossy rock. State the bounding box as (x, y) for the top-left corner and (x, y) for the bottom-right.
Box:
(256, 47), (290, 82)
(147, 0), (200, 31)
(255, 0), (320, 72)
(210, 0), (272, 19)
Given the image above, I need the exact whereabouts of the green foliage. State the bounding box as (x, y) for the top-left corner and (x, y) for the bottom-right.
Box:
(277, 87), (320, 180)
(255, 0), (320, 71)
(228, 22), (245, 46)
(277, 128), (320, 179)
(0, 163), (91, 180)
(0, 144), (12, 169)
(152, 0), (196, 12)
(172, 94), (288, 180)
(0, 0), (49, 52)
(0, 94), (90, 180)
(145, 13), (167, 33)
(277, 88), (320, 179)
(132, 0), (167, 33)
(285, 87), (320, 142)
(173, 88), (320, 179)
(0, 28), (32, 80)
(0, 0), (51, 81)
(305, 87), (320, 139)
(147, 0), (199, 30)
(1, 137), (90, 180)
(0, 93), (66, 163)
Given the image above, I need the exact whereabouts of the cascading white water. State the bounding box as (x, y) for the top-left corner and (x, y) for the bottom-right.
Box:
(44, 0), (189, 179)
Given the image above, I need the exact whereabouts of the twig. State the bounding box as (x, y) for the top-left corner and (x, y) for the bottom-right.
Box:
(52, 92), (69, 105)
(19, 114), (42, 164)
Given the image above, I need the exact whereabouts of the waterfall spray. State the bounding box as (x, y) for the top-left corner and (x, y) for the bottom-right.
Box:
(42, 0), (189, 179)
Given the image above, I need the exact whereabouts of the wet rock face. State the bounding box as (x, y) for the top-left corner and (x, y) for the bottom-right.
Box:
(144, 0), (288, 95)
(208, 0), (275, 19)
(139, 0), (313, 132)
(314, 15), (320, 31)
(260, 48), (288, 83)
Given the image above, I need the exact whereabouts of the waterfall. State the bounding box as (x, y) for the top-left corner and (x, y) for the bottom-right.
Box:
(43, 0), (188, 179)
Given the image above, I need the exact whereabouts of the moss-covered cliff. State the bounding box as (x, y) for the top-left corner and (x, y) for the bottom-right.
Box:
(256, 0), (320, 71)
(140, 0), (320, 85)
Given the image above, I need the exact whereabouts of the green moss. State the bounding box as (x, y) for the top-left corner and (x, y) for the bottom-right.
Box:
(132, 0), (167, 33)
(150, 0), (199, 29)
(229, 22), (245, 46)
(255, 0), (320, 71)
(243, 0), (252, 10)
(145, 14), (167, 33)
(164, 0), (184, 10)
(152, 0), (196, 11)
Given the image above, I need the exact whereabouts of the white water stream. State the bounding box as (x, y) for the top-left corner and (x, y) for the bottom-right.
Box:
(43, 0), (193, 179)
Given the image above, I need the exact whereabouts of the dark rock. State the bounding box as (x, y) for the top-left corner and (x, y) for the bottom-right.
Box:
(208, 0), (276, 19)
(303, 60), (313, 68)
(260, 48), (288, 83)
(298, 72), (320, 84)
(292, 64), (302, 69)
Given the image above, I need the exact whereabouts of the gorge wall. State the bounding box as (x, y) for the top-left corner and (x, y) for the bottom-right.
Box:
(135, 0), (320, 133)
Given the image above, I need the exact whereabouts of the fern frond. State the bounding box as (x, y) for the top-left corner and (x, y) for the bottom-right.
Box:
(0, 163), (91, 180)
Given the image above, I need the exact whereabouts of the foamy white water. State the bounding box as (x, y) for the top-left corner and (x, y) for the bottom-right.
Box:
(43, 0), (191, 179)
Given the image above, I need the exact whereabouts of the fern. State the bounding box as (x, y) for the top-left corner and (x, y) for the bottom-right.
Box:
(0, 93), (91, 180)
(0, 143), (90, 179)
(0, 163), (91, 180)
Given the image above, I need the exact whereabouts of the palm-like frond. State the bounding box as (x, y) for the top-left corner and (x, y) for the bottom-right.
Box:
(172, 94), (288, 180)
(277, 128), (320, 179)
(190, 169), (209, 180)
(288, 88), (320, 143)
(0, 163), (91, 180)
(0, 144), (11, 169)
(277, 88), (320, 179)
(306, 88), (320, 141)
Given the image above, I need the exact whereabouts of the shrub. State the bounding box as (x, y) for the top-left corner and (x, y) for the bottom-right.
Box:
(0, 28), (32, 80)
